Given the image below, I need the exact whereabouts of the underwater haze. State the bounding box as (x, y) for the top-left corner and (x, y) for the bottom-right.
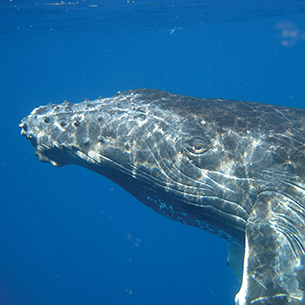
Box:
(1, 0), (305, 304)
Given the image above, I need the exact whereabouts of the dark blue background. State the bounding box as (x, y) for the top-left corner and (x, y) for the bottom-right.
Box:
(1, 1), (305, 304)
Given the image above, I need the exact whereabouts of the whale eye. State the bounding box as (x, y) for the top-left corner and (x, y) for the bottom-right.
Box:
(185, 137), (210, 155)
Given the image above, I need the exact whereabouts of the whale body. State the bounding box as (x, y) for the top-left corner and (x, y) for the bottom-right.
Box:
(20, 89), (305, 304)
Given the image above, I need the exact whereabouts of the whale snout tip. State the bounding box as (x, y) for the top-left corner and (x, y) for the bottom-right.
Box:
(19, 121), (39, 148)
(19, 121), (28, 135)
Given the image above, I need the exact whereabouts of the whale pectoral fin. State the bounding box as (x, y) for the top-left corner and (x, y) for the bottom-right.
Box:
(226, 240), (244, 281)
(235, 192), (305, 305)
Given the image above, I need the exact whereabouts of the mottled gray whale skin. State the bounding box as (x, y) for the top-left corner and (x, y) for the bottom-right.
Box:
(20, 89), (305, 304)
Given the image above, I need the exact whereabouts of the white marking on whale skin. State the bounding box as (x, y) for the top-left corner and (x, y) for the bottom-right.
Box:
(235, 235), (249, 305)
(76, 151), (97, 164)
(88, 150), (102, 164)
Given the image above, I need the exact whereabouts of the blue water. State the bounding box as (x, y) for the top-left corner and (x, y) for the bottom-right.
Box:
(1, 1), (305, 304)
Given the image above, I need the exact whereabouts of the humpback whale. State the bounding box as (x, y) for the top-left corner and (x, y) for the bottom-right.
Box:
(19, 89), (305, 304)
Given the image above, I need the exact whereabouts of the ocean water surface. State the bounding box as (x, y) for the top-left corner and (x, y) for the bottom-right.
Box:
(1, 0), (305, 304)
